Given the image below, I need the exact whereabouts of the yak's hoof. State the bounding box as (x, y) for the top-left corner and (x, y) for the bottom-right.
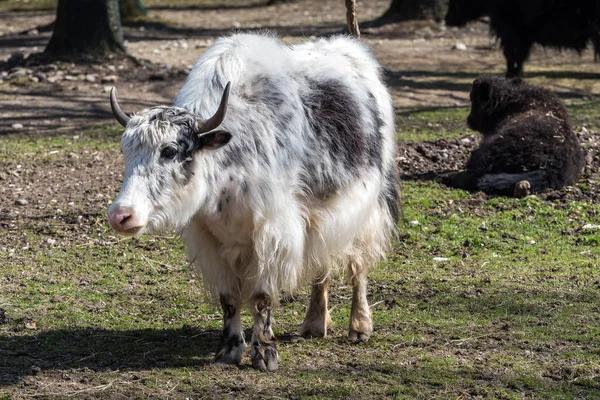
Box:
(300, 315), (332, 338)
(251, 343), (278, 372)
(212, 339), (246, 365)
(348, 329), (371, 343)
(514, 180), (531, 198)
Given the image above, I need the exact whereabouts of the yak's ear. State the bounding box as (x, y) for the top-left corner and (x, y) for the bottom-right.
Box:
(195, 130), (232, 151)
(473, 79), (492, 103)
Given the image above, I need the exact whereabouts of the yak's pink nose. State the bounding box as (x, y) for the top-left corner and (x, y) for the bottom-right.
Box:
(108, 206), (142, 234)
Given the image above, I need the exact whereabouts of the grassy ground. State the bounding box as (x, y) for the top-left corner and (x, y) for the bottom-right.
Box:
(1, 102), (600, 399)
(396, 100), (600, 143)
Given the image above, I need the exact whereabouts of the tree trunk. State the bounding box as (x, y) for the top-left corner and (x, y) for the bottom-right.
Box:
(45, 0), (125, 57)
(346, 0), (360, 37)
(120, 0), (146, 21)
(379, 0), (447, 22)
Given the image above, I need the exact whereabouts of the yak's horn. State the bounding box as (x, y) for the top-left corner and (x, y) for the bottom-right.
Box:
(197, 81), (231, 134)
(110, 87), (131, 128)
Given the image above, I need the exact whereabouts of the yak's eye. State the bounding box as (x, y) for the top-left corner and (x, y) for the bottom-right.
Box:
(160, 145), (178, 160)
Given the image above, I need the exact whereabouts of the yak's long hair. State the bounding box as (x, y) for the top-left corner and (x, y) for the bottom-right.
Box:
(121, 33), (400, 304)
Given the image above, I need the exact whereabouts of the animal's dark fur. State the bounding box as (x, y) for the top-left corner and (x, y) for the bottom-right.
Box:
(445, 0), (600, 77)
(299, 79), (385, 199)
(441, 76), (585, 196)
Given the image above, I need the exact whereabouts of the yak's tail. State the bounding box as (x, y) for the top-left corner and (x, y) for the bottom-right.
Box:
(381, 164), (402, 229)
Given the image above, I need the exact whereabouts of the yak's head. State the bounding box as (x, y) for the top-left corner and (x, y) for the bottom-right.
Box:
(107, 83), (232, 236)
(445, 0), (487, 27)
(467, 75), (523, 133)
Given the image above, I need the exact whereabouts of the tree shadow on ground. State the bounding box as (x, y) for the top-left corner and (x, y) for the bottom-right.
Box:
(0, 82), (174, 136)
(146, 2), (266, 11)
(122, 20), (345, 43)
(0, 35), (49, 51)
(386, 71), (474, 93)
(524, 70), (600, 80)
(0, 1), (266, 13)
(0, 19), (346, 58)
(385, 70), (598, 102)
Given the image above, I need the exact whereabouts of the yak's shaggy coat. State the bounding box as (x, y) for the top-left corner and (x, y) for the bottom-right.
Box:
(108, 33), (399, 371)
(442, 75), (584, 196)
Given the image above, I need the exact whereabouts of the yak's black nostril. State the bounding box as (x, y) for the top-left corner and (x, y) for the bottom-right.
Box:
(120, 214), (132, 226)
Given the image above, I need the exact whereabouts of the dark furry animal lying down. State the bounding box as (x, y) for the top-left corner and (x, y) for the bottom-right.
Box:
(441, 76), (585, 197)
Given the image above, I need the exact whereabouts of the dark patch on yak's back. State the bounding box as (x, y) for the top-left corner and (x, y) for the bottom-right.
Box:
(253, 75), (288, 108)
(302, 79), (366, 172)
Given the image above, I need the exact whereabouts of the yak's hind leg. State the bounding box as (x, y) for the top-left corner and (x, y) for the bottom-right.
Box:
(213, 294), (246, 365)
(502, 38), (531, 77)
(300, 277), (333, 338)
(477, 169), (554, 196)
(437, 170), (480, 192)
(592, 32), (600, 62)
(348, 262), (373, 343)
(250, 293), (278, 372)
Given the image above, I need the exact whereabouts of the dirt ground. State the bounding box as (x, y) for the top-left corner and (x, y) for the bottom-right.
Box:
(2, 0), (600, 136)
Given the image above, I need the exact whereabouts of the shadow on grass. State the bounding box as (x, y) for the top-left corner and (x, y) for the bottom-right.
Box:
(0, 327), (221, 385)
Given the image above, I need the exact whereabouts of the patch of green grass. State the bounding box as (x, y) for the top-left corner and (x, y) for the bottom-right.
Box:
(568, 100), (600, 131)
(396, 106), (471, 143)
(0, 124), (122, 155)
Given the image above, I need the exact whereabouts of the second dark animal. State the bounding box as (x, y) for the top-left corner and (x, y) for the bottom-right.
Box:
(445, 0), (600, 77)
(440, 76), (585, 197)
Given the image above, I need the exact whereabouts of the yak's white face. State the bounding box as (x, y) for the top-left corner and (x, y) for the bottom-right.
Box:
(108, 107), (232, 236)
(107, 83), (232, 236)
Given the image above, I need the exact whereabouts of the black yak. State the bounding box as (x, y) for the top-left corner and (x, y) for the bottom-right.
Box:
(440, 76), (585, 197)
(445, 0), (600, 77)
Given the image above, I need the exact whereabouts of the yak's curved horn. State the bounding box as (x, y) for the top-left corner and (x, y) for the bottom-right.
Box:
(110, 87), (131, 128)
(197, 81), (231, 134)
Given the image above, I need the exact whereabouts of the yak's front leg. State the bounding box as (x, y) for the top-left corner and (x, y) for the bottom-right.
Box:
(348, 262), (373, 343)
(213, 294), (246, 365)
(250, 293), (278, 372)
